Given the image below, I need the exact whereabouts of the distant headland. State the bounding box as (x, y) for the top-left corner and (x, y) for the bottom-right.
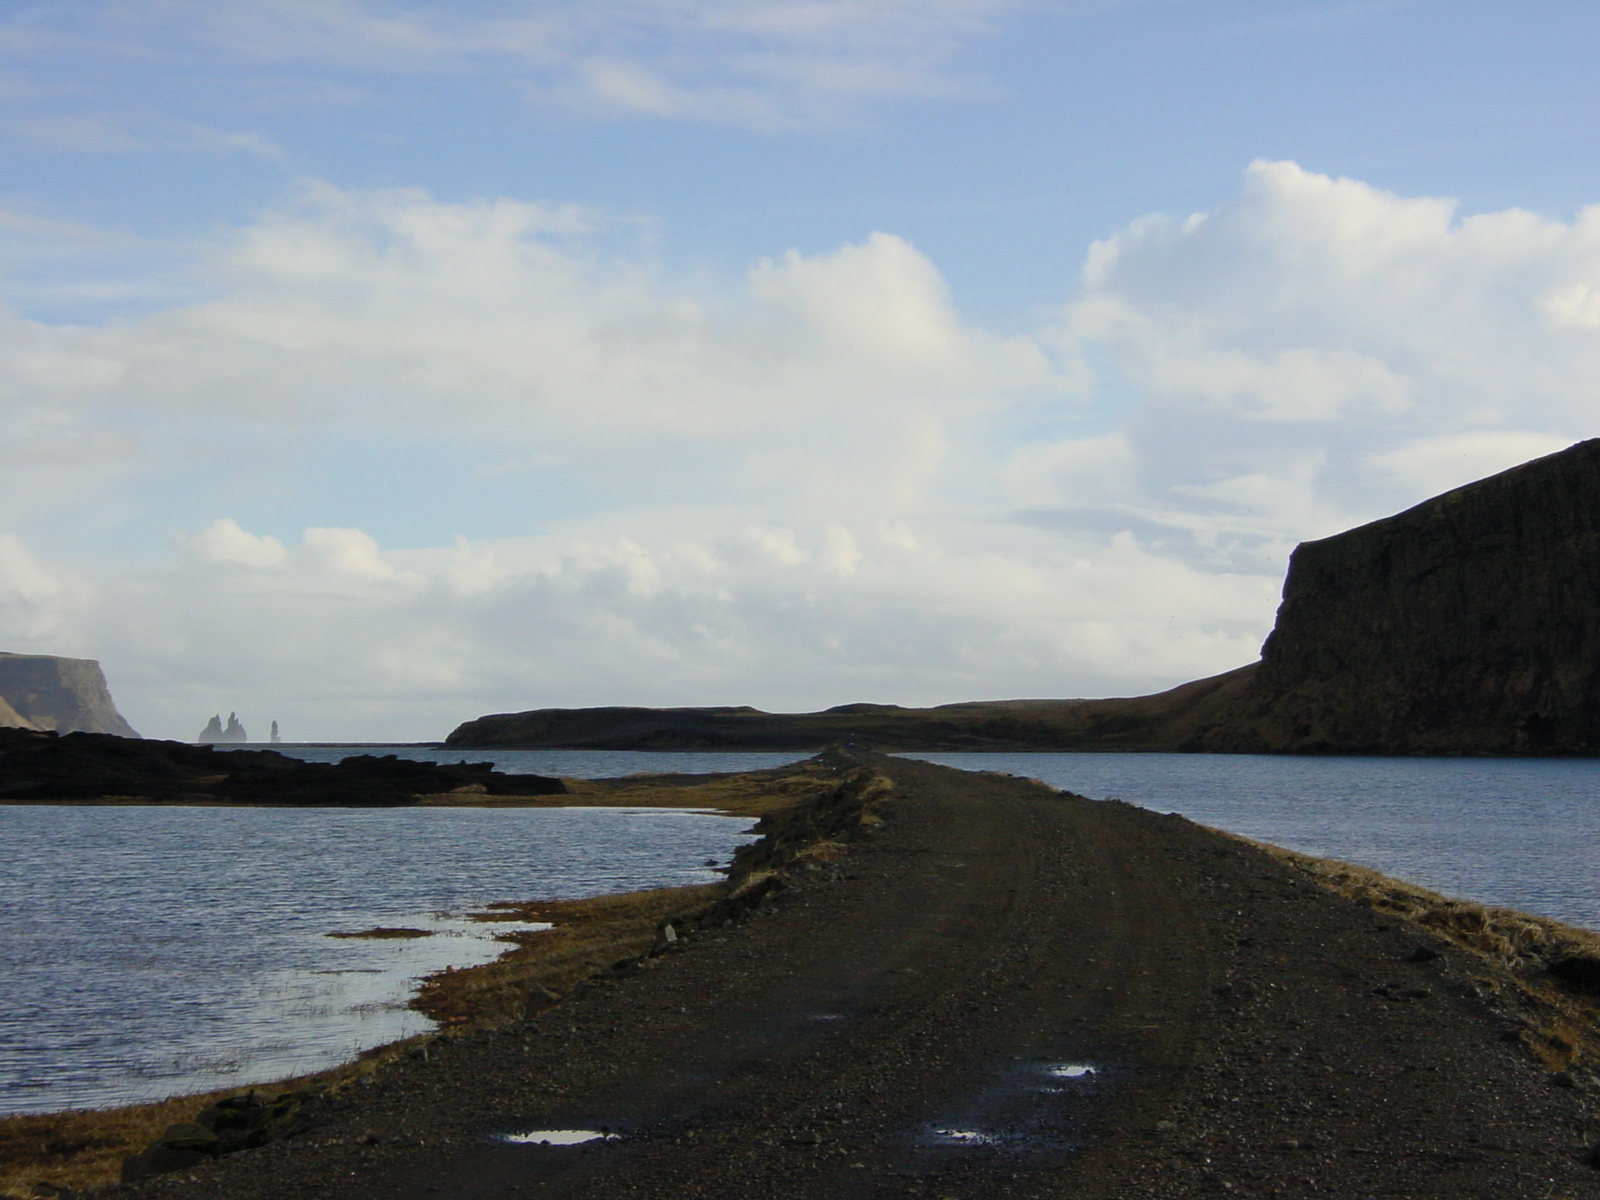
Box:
(448, 438), (1600, 756)
(0, 652), (138, 737)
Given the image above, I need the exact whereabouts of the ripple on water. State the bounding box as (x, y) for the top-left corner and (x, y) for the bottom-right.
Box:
(0, 802), (758, 1115)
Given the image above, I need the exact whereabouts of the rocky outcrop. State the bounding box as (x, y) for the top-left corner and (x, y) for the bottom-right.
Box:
(0, 729), (567, 804)
(122, 1089), (321, 1182)
(198, 712), (248, 744)
(1192, 438), (1600, 754)
(0, 653), (138, 736)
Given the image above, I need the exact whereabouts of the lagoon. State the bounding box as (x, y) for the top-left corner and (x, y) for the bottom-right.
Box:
(0, 802), (756, 1115)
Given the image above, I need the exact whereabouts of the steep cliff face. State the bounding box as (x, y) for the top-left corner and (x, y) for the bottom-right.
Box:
(0, 653), (139, 737)
(1196, 438), (1600, 754)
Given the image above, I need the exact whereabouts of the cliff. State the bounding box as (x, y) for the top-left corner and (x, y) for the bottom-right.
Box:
(0, 653), (138, 737)
(1193, 438), (1600, 754)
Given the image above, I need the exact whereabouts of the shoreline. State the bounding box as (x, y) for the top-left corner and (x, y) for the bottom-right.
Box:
(7, 754), (1600, 1197)
(0, 759), (856, 1197)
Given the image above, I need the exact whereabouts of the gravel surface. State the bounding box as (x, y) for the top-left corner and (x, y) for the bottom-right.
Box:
(116, 755), (1600, 1199)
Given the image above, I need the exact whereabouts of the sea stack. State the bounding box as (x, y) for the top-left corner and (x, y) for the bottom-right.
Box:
(197, 712), (249, 744)
(1195, 438), (1600, 754)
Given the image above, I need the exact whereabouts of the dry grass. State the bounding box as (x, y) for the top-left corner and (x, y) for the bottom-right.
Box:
(550, 767), (840, 818)
(411, 763), (836, 818)
(0, 1047), (406, 1200)
(414, 883), (725, 1030)
(1240, 835), (1600, 1069)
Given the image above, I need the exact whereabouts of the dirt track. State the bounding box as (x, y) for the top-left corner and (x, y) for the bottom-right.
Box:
(124, 755), (1600, 1199)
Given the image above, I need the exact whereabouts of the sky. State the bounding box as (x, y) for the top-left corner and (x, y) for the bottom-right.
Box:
(2, 1), (1599, 742)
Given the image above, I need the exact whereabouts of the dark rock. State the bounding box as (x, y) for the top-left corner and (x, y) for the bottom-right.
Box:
(158, 1121), (222, 1153)
(0, 730), (565, 805)
(1549, 955), (1600, 991)
(120, 1144), (211, 1182)
(1196, 439), (1600, 754)
(1403, 946), (1440, 962)
(197, 712), (248, 744)
(441, 669), (1258, 752)
(120, 1088), (323, 1181)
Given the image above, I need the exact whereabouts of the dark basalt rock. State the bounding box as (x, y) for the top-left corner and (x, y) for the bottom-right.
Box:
(0, 727), (565, 805)
(121, 1090), (322, 1182)
(1193, 438), (1600, 755)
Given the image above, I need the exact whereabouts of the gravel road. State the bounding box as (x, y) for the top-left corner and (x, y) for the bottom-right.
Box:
(123, 755), (1600, 1199)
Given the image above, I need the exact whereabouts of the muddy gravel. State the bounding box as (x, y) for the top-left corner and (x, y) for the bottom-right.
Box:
(114, 754), (1600, 1199)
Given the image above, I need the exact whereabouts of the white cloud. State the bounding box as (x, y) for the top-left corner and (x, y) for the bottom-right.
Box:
(1366, 431), (1576, 497)
(5, 162), (1600, 739)
(0, 535), (88, 646)
(187, 519), (290, 569)
(0, 183), (1059, 506)
(68, 511), (1275, 740)
(1055, 159), (1600, 561)
(3, 0), (1028, 131)
(12, 113), (285, 158)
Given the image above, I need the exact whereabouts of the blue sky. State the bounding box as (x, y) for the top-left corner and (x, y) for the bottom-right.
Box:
(2, 1), (1598, 740)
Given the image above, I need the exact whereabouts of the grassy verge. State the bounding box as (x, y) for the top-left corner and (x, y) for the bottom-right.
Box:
(0, 758), (852, 1198)
(1241, 835), (1600, 1071)
(0, 1049), (402, 1200)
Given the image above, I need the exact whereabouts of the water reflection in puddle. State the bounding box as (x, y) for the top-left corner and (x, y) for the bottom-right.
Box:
(927, 1128), (997, 1146)
(498, 1129), (619, 1146)
(1042, 1062), (1097, 1080)
(916, 1058), (1112, 1159)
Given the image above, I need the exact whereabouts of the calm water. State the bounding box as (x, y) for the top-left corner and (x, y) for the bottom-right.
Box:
(1, 803), (757, 1115)
(907, 753), (1600, 932)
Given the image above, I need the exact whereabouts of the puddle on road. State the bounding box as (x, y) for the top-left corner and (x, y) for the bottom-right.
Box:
(1043, 1063), (1096, 1080)
(914, 1057), (1114, 1160)
(927, 1128), (998, 1146)
(497, 1129), (620, 1146)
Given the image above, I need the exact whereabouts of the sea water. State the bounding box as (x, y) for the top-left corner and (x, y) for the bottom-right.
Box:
(287, 746), (1600, 929)
(0, 802), (758, 1115)
(287, 746), (1600, 931)
(903, 752), (1600, 932)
